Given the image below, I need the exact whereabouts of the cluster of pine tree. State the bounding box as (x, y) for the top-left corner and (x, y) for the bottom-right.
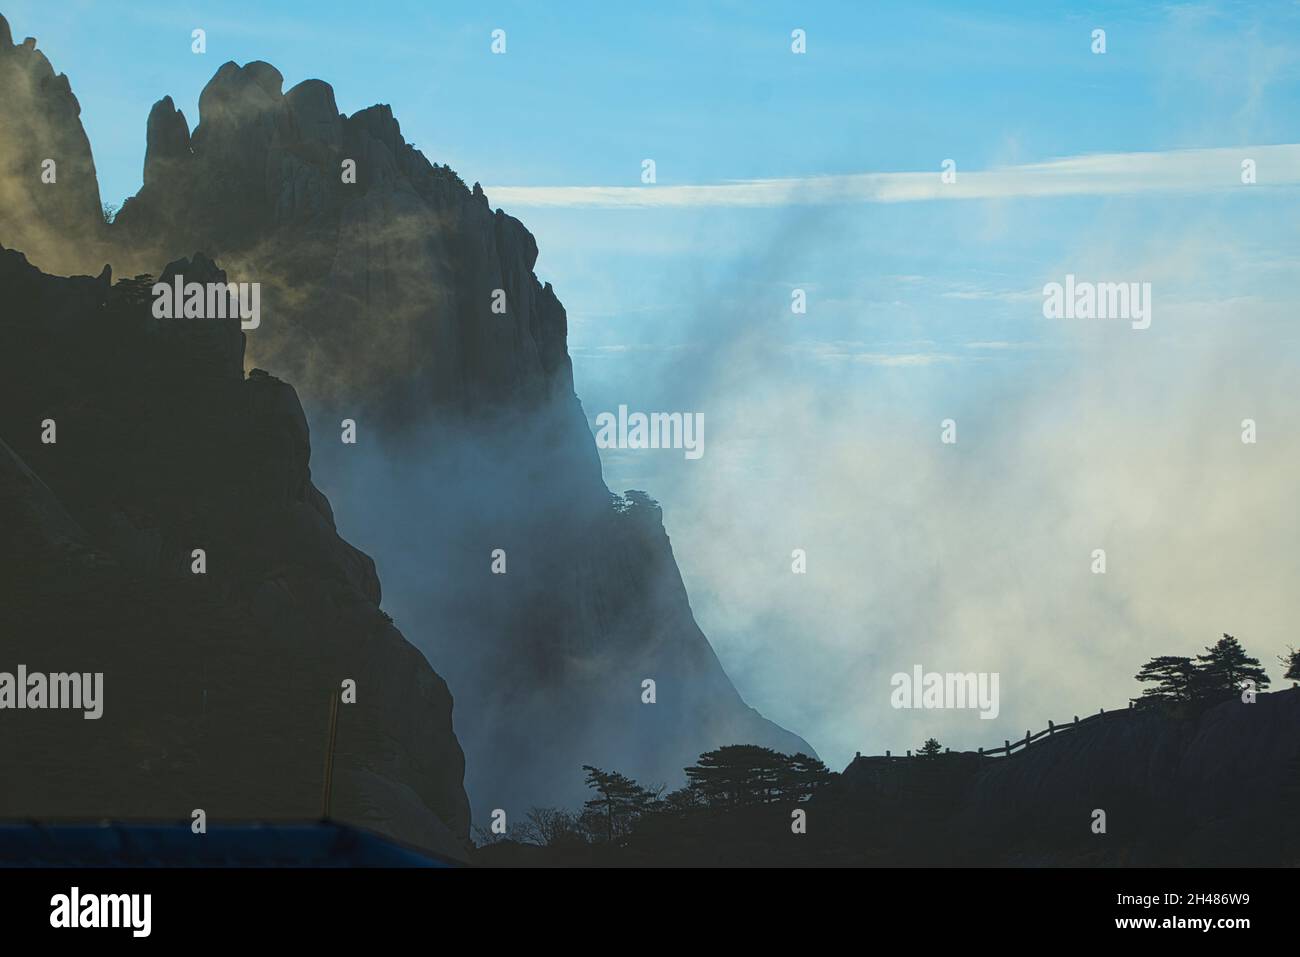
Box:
(581, 745), (832, 844)
(1134, 633), (1296, 707)
(495, 745), (832, 851)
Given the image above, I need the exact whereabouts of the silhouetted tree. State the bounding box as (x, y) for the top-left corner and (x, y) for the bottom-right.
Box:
(685, 745), (786, 808)
(1134, 655), (1198, 706)
(524, 807), (584, 846)
(107, 274), (157, 312)
(657, 786), (704, 815)
(581, 766), (656, 843)
(919, 737), (943, 758)
(1195, 634), (1269, 699)
(780, 752), (834, 798)
(1281, 647), (1300, 684)
(684, 746), (833, 807)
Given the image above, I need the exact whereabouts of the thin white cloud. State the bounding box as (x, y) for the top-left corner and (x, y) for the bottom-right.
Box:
(792, 342), (985, 367)
(569, 344), (689, 358)
(486, 144), (1300, 209)
(941, 288), (1040, 302)
(851, 353), (964, 367)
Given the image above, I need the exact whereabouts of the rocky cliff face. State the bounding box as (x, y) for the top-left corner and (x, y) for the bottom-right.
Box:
(111, 58), (584, 424)
(0, 245), (471, 859)
(110, 60), (814, 820)
(0, 25), (811, 823)
(0, 19), (106, 275)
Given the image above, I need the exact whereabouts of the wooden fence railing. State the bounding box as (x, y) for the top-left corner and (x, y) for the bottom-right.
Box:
(860, 702), (1138, 762)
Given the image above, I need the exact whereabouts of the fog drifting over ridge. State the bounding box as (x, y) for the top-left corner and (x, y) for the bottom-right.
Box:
(554, 194), (1300, 772)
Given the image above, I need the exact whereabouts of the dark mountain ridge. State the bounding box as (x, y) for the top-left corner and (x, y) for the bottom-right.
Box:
(0, 244), (471, 859)
(0, 17), (812, 824)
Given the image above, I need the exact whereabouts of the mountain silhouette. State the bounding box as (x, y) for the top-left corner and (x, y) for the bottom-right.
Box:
(0, 20), (812, 823)
(0, 244), (471, 858)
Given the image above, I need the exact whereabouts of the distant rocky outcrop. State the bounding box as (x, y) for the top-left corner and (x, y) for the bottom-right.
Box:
(0, 28), (812, 823)
(108, 57), (577, 416)
(0, 244), (471, 860)
(0, 16), (106, 275)
(105, 60), (813, 815)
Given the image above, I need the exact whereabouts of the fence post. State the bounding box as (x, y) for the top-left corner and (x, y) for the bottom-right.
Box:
(906, 750), (912, 757)
(1073, 715), (1079, 724)
(1004, 739), (1010, 752)
(1048, 720), (1054, 735)
(1024, 730), (1031, 748)
(978, 746), (983, 756)
(886, 749), (891, 758)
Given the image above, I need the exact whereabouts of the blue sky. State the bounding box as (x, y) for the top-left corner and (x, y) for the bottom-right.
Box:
(7, 1), (1300, 768)
(9, 1), (1299, 205)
